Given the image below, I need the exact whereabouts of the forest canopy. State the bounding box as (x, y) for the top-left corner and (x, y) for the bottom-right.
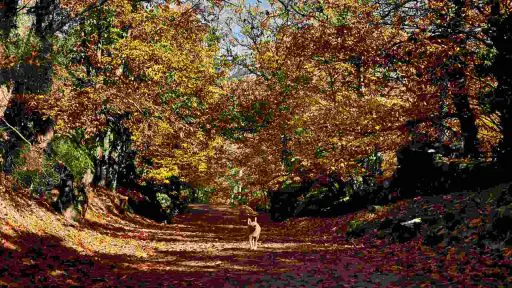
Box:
(1, 0), (511, 205)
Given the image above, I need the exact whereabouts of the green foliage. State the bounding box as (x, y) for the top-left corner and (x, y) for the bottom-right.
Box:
(194, 187), (216, 204)
(10, 144), (30, 169)
(205, 27), (221, 47)
(357, 149), (383, 176)
(13, 169), (39, 188)
(343, 174), (376, 200)
(225, 167), (247, 205)
(220, 100), (273, 141)
(3, 19), (40, 62)
(230, 190), (248, 206)
(48, 136), (93, 181)
(331, 8), (352, 27)
(315, 146), (328, 159)
(346, 219), (365, 237)
(12, 156), (60, 197)
(476, 47), (497, 67)
(252, 190), (269, 211)
(156, 192), (173, 210)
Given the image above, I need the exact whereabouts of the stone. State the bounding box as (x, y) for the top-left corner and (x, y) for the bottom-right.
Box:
(400, 218), (422, 228)
(378, 217), (394, 230)
(368, 205), (383, 213)
(423, 225), (446, 246)
(392, 218), (422, 243)
(493, 203), (512, 235)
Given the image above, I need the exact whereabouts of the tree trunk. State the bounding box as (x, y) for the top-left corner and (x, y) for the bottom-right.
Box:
(489, 9), (512, 166)
(96, 127), (111, 187)
(448, 0), (480, 158)
(451, 83), (480, 157)
(0, 0), (18, 40)
(32, 0), (56, 94)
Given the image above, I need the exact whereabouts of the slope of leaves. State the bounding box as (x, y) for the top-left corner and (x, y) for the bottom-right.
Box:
(1, 172), (510, 287)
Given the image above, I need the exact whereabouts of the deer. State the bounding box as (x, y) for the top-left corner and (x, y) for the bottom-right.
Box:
(247, 217), (261, 250)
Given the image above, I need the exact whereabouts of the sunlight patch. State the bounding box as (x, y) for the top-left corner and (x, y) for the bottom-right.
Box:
(180, 260), (223, 267)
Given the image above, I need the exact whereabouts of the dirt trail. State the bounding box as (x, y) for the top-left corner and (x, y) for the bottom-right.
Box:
(3, 178), (512, 287)
(151, 204), (370, 287)
(0, 187), (381, 287)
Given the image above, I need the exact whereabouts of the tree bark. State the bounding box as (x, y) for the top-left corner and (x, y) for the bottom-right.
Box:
(0, 0), (18, 40)
(489, 7), (512, 166)
(448, 0), (480, 157)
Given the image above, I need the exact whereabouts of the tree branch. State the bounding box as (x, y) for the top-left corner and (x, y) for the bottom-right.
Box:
(1, 118), (32, 147)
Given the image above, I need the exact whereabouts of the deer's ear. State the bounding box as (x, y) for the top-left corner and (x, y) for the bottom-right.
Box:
(254, 217), (257, 223)
(247, 218), (251, 224)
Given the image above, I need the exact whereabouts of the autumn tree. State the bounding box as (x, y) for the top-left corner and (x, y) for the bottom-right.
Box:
(211, 0), (505, 200)
(20, 1), (226, 188)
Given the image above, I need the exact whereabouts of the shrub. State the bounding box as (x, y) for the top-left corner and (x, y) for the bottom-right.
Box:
(156, 192), (176, 220)
(131, 180), (189, 223)
(194, 187), (215, 204)
(48, 136), (93, 181)
(346, 219), (365, 238)
(12, 153), (60, 197)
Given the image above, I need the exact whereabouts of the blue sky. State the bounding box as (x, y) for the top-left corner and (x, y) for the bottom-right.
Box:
(246, 0), (270, 9)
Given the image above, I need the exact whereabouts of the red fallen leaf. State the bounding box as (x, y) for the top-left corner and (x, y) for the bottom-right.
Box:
(503, 248), (512, 258)
(65, 279), (80, 285)
(468, 218), (482, 227)
(137, 231), (147, 240)
(1, 239), (16, 250)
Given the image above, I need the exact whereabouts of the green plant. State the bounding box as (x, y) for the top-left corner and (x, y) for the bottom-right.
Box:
(156, 192), (172, 210)
(11, 144), (30, 169)
(12, 156), (60, 197)
(48, 136), (93, 181)
(195, 187), (215, 204)
(346, 219), (365, 238)
(3, 21), (41, 62)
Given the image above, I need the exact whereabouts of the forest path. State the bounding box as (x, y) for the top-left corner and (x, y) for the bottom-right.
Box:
(133, 204), (371, 287)
(0, 192), (380, 287)
(0, 182), (395, 287)
(3, 178), (511, 287)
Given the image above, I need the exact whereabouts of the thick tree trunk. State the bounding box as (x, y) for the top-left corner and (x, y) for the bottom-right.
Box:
(0, 0), (18, 39)
(489, 11), (512, 167)
(29, 0), (56, 94)
(448, 0), (480, 158)
(452, 86), (480, 157)
(94, 116), (134, 190)
(96, 127), (111, 187)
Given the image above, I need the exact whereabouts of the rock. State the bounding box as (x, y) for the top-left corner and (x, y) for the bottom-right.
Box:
(400, 218), (421, 228)
(346, 220), (365, 238)
(391, 218), (421, 243)
(368, 205), (383, 213)
(379, 218), (394, 230)
(492, 203), (512, 236)
(423, 225), (447, 246)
